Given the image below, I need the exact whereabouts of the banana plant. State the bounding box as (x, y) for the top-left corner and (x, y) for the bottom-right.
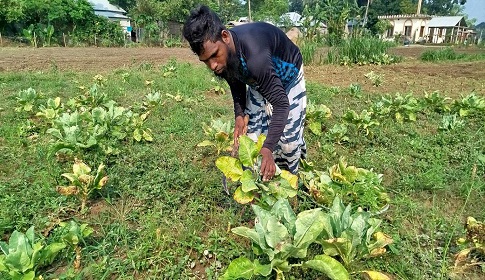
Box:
(215, 135), (298, 206)
(221, 199), (349, 280)
(56, 159), (108, 212)
(197, 118), (233, 155)
(0, 226), (66, 280)
(44, 25), (54, 47)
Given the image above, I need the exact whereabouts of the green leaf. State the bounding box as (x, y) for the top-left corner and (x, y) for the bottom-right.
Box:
(319, 238), (352, 262)
(253, 259), (272, 276)
(303, 254), (350, 280)
(241, 170), (258, 192)
(91, 107), (106, 123)
(238, 135), (258, 167)
(220, 257), (254, 280)
(197, 140), (214, 147)
(292, 209), (325, 258)
(271, 199), (296, 234)
(133, 128), (142, 142)
(309, 121), (322, 135)
(39, 242), (66, 266)
(268, 179), (297, 199)
(232, 227), (266, 250)
(0, 255), (7, 272)
(255, 134), (265, 152)
(264, 216), (289, 249)
(143, 129), (153, 142)
(215, 156), (243, 181)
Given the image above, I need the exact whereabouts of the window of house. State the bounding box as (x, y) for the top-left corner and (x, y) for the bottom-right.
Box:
(404, 26), (412, 36)
(419, 26), (425, 37)
(387, 27), (394, 38)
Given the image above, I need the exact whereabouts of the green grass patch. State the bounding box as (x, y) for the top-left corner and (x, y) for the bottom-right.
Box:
(420, 47), (485, 62)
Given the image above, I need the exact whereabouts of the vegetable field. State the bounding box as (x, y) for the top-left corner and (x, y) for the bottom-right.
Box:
(1, 46), (484, 280)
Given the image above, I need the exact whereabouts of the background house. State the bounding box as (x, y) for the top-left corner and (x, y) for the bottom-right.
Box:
(378, 14), (431, 42)
(89, 0), (131, 34)
(378, 14), (475, 44)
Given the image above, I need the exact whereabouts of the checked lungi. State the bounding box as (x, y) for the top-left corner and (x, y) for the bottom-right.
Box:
(245, 66), (307, 174)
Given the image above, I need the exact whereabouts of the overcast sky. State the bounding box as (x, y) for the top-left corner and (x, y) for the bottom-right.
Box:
(464, 0), (485, 24)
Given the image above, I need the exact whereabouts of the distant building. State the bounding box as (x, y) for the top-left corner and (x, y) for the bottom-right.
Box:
(378, 14), (476, 44)
(89, 0), (131, 34)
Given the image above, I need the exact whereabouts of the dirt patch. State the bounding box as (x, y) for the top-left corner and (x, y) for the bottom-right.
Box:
(0, 47), (199, 72)
(1, 46), (484, 97)
(305, 60), (485, 98)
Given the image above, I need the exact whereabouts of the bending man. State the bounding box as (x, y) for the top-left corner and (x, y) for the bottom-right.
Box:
(183, 5), (307, 181)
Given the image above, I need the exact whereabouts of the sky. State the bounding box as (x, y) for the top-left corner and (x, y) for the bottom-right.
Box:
(464, 0), (485, 24)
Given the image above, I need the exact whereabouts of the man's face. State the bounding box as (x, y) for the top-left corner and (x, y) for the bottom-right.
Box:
(198, 39), (229, 76)
(198, 30), (239, 80)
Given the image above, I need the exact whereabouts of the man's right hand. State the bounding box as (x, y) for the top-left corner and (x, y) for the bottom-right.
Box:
(233, 115), (248, 147)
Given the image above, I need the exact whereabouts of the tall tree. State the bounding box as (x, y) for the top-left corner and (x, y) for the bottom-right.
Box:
(108, 0), (136, 11)
(289, 0), (304, 13)
(423, 0), (466, 15)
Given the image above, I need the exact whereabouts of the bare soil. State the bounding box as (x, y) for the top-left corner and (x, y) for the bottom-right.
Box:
(1, 46), (484, 97)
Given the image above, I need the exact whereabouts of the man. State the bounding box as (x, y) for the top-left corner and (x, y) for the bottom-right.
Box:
(183, 5), (307, 181)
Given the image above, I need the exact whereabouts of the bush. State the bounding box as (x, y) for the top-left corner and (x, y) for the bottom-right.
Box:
(326, 36), (401, 65)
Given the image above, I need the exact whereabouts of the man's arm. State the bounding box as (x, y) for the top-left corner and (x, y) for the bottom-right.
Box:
(228, 79), (246, 118)
(228, 79), (247, 147)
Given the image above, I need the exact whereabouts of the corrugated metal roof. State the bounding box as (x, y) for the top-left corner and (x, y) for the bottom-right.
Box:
(428, 16), (466, 28)
(88, 0), (126, 13)
(95, 11), (129, 20)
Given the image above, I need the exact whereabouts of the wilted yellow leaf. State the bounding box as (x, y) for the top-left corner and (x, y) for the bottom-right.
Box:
(361, 270), (392, 280)
(57, 186), (79, 196)
(233, 186), (254, 204)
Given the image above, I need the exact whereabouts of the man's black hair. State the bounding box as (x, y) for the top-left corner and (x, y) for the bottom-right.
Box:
(183, 5), (226, 55)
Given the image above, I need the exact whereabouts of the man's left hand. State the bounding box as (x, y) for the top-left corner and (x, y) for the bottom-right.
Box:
(260, 147), (276, 181)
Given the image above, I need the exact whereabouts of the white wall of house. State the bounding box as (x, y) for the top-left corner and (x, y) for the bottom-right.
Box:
(379, 15), (431, 42)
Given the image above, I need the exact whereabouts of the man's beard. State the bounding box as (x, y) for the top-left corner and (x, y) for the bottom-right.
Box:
(214, 46), (240, 82)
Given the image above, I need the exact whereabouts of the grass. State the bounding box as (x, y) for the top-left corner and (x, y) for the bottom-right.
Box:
(326, 36), (401, 65)
(420, 47), (485, 62)
(1, 59), (485, 279)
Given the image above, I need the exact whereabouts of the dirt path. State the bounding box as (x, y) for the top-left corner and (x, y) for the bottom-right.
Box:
(1, 46), (484, 97)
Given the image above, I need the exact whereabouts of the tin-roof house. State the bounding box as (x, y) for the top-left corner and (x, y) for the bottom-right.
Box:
(89, 0), (131, 34)
(427, 16), (469, 43)
(378, 14), (474, 44)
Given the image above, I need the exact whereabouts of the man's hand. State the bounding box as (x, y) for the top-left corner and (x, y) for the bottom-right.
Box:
(233, 115), (245, 147)
(233, 115), (248, 147)
(260, 147), (276, 181)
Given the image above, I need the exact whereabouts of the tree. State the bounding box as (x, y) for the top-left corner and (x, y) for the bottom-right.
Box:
(290, 0), (304, 13)
(108, 0), (136, 11)
(423, 0), (467, 15)
(252, 0), (289, 22)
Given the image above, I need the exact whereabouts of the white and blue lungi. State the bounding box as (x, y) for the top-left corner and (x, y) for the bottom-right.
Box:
(245, 67), (307, 174)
